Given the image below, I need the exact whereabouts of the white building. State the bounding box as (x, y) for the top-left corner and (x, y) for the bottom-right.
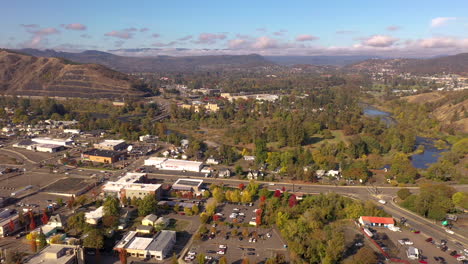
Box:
(36, 144), (64, 153)
(24, 244), (83, 264)
(63, 129), (81, 134)
(32, 137), (74, 146)
(102, 173), (161, 200)
(85, 206), (104, 225)
(172, 178), (203, 192)
(114, 230), (176, 260)
(94, 139), (127, 151)
(144, 157), (203, 172)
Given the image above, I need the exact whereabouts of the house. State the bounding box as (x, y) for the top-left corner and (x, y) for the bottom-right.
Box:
(136, 225), (153, 234)
(82, 149), (126, 164)
(24, 244), (83, 264)
(47, 214), (65, 229)
(358, 216), (395, 227)
(244, 156), (255, 161)
(114, 230), (176, 260)
(326, 170), (341, 178)
(142, 214), (159, 227)
(154, 217), (169, 229)
(206, 157), (219, 165)
(85, 206), (104, 225)
(218, 169), (231, 178)
(247, 170), (263, 180)
(315, 170), (326, 178)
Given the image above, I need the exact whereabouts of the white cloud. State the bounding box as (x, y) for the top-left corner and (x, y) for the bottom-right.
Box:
(431, 17), (457, 27)
(64, 23), (87, 31)
(295, 34), (319, 42)
(362, 35), (398, 47)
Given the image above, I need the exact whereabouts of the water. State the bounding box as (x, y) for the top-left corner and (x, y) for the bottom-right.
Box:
(362, 106), (448, 169)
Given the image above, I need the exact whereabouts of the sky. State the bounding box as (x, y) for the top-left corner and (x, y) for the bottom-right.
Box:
(1, 0), (468, 57)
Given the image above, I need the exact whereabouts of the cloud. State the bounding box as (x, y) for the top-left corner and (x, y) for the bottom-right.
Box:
(416, 37), (467, 48)
(178, 35), (193, 41)
(336, 30), (356, 34)
(139, 28), (149, 32)
(105, 30), (133, 39)
(228, 39), (249, 49)
(386, 25), (401, 31)
(124, 27), (138, 32)
(80, 34), (92, 39)
(20, 24), (39, 28)
(20, 26), (60, 48)
(273, 29), (287, 36)
(152, 33), (161, 38)
(252, 36), (280, 49)
(431, 17), (457, 27)
(362, 35), (398, 47)
(194, 33), (227, 44)
(64, 23), (87, 30)
(152, 41), (178, 47)
(295, 34), (319, 42)
(256, 27), (267, 32)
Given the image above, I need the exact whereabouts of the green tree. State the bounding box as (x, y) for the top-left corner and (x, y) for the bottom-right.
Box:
(397, 188), (412, 200)
(452, 192), (468, 209)
(83, 228), (104, 255)
(212, 188), (225, 203)
(103, 196), (120, 217)
(196, 253), (206, 264)
(192, 204), (200, 215)
(37, 229), (47, 250)
(138, 195), (157, 216)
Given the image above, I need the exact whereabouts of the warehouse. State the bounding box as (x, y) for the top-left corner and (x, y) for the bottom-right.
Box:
(144, 157), (203, 172)
(32, 137), (74, 146)
(36, 144), (64, 153)
(94, 139), (127, 151)
(82, 149), (126, 163)
(172, 178), (203, 192)
(114, 230), (176, 260)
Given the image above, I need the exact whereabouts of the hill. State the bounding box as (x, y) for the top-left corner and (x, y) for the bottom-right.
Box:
(345, 53), (468, 76)
(403, 91), (468, 133)
(266, 55), (381, 66)
(17, 49), (275, 73)
(0, 49), (145, 98)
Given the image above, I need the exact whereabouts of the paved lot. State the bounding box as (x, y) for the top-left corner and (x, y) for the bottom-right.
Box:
(368, 226), (466, 264)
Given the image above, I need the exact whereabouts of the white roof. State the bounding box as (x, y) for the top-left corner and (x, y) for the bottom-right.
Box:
(103, 173), (159, 193)
(97, 139), (126, 147)
(127, 237), (153, 250)
(162, 159), (202, 168)
(85, 206), (104, 220)
(115, 173), (146, 183)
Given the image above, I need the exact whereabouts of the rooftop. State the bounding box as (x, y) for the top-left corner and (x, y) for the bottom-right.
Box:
(173, 178), (203, 187)
(143, 214), (158, 223)
(85, 206), (104, 220)
(147, 230), (176, 252)
(360, 216), (395, 225)
(24, 244), (79, 264)
(83, 149), (123, 158)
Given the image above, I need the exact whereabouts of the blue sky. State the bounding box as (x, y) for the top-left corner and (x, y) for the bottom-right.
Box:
(2, 0), (467, 57)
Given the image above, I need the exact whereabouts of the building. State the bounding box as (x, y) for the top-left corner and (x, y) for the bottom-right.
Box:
(94, 139), (127, 151)
(32, 137), (74, 146)
(85, 206), (104, 225)
(0, 209), (21, 237)
(244, 156), (255, 161)
(82, 149), (125, 164)
(218, 169), (231, 178)
(172, 179), (203, 193)
(36, 144), (65, 153)
(144, 157), (203, 172)
(102, 173), (161, 201)
(48, 214), (65, 229)
(63, 129), (81, 134)
(24, 244), (83, 264)
(358, 216), (395, 227)
(247, 170), (263, 180)
(142, 214), (159, 227)
(206, 157), (219, 165)
(114, 230), (176, 260)
(136, 225), (153, 234)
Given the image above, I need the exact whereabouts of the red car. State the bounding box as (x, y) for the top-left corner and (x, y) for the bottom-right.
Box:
(425, 237), (432, 242)
(418, 260), (428, 264)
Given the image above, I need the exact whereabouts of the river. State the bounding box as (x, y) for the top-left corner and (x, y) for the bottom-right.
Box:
(362, 106), (448, 169)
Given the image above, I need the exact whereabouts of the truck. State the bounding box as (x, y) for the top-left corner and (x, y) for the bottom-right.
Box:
(363, 228), (373, 237)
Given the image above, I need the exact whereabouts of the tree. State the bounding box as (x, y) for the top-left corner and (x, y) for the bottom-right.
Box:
(67, 195), (76, 210)
(452, 192), (468, 209)
(199, 212), (209, 224)
(206, 200), (217, 216)
(288, 195), (297, 208)
(26, 231), (38, 252)
(184, 206), (193, 216)
(37, 229), (47, 250)
(41, 210), (49, 225)
(212, 187), (225, 203)
(274, 190), (282, 198)
(254, 137), (268, 164)
(103, 196), (120, 217)
(346, 246), (377, 264)
(83, 228), (104, 256)
(118, 249), (127, 264)
(192, 204), (200, 215)
(397, 188), (411, 200)
(241, 191), (253, 203)
(238, 183), (245, 190)
(8, 219), (15, 233)
(219, 256), (228, 264)
(242, 228), (249, 237)
(138, 195), (157, 216)
(196, 253), (206, 264)
(67, 212), (87, 233)
(242, 258), (250, 264)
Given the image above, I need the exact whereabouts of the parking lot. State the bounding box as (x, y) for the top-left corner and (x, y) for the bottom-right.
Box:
(186, 201), (288, 264)
(366, 226), (467, 264)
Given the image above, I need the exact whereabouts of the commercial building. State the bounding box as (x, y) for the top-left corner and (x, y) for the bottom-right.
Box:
(94, 139), (127, 151)
(85, 206), (104, 225)
(13, 137), (71, 152)
(172, 178), (203, 193)
(358, 216), (395, 227)
(114, 230), (176, 260)
(81, 149), (126, 163)
(0, 209), (21, 237)
(142, 214), (159, 227)
(36, 144), (64, 153)
(24, 244), (83, 264)
(144, 157), (203, 172)
(32, 137), (74, 146)
(102, 173), (161, 201)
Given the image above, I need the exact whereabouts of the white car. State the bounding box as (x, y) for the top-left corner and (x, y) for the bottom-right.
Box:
(268, 183), (275, 186)
(398, 240), (406, 245)
(217, 250), (226, 255)
(445, 229), (455, 234)
(239, 212), (245, 216)
(266, 233), (272, 238)
(229, 213), (238, 219)
(404, 240), (413, 245)
(219, 244), (227, 249)
(378, 199), (386, 205)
